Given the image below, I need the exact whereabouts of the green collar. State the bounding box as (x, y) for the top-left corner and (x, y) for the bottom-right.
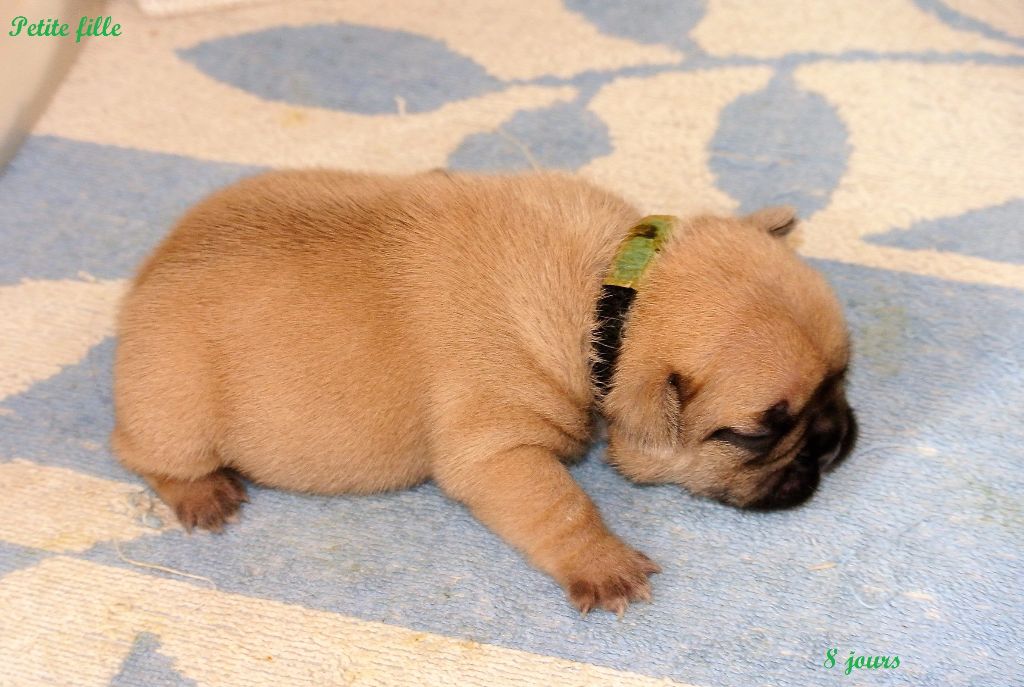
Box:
(592, 215), (677, 393)
(602, 215), (677, 289)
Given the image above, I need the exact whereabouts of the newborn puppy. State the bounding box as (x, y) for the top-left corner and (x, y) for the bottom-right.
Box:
(112, 170), (856, 614)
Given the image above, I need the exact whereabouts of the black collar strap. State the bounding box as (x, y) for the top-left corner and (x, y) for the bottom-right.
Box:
(591, 215), (677, 394)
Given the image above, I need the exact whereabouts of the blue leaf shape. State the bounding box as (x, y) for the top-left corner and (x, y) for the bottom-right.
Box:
(564, 0), (705, 50)
(710, 76), (849, 217)
(111, 633), (198, 687)
(866, 199), (1024, 265)
(914, 0), (1024, 48)
(0, 337), (123, 482)
(178, 24), (501, 114)
(447, 102), (612, 171)
(0, 136), (260, 286)
(0, 541), (49, 577)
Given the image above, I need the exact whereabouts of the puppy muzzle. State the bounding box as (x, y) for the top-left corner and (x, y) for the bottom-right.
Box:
(750, 406), (858, 510)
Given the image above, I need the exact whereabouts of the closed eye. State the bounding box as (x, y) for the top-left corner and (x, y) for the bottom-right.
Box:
(707, 427), (779, 453)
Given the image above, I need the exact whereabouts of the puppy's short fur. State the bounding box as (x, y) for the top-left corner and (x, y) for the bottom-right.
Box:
(112, 170), (856, 614)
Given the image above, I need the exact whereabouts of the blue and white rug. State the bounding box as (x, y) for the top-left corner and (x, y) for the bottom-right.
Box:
(1, 1), (1022, 685)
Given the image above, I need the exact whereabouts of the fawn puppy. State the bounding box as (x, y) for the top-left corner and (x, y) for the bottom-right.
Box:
(112, 170), (856, 614)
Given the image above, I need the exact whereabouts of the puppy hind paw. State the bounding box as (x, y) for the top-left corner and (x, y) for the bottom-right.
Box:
(153, 469), (248, 533)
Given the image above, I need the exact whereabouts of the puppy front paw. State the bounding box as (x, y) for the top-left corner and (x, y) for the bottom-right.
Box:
(563, 539), (660, 616)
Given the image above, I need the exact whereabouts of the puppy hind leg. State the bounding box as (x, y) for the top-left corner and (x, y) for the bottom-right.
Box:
(111, 428), (247, 533)
(111, 317), (249, 531)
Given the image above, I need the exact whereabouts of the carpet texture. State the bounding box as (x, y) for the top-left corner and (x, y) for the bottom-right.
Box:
(1, 1), (1022, 685)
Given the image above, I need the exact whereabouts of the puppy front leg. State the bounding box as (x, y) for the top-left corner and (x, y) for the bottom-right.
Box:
(435, 444), (659, 614)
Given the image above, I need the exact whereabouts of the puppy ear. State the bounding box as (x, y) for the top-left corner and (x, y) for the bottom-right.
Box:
(604, 368), (690, 450)
(746, 205), (798, 237)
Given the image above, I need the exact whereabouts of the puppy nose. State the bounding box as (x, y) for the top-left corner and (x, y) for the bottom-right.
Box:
(812, 406), (858, 471)
(831, 406), (858, 469)
(803, 410), (845, 470)
(795, 444), (836, 471)
(818, 444), (842, 470)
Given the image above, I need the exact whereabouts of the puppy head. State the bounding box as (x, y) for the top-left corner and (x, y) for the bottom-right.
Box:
(602, 207), (857, 509)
